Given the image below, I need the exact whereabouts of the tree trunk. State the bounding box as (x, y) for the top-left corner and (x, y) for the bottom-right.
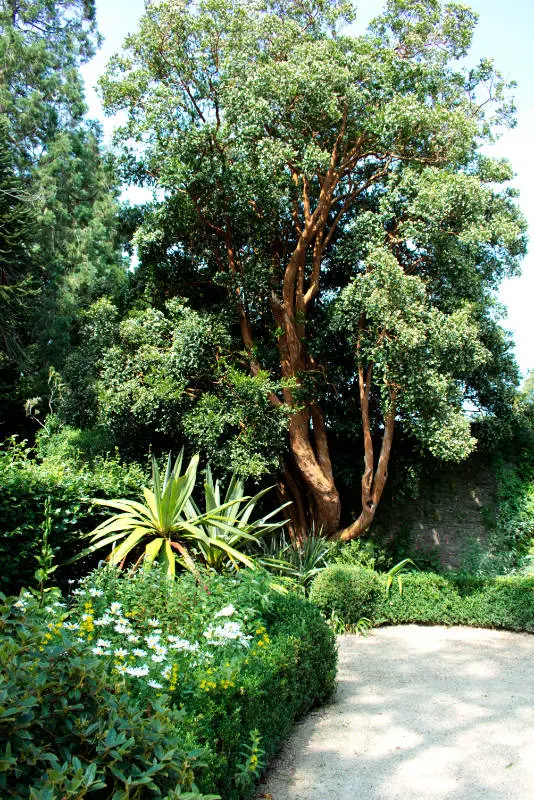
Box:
(337, 371), (397, 542)
(277, 461), (308, 545)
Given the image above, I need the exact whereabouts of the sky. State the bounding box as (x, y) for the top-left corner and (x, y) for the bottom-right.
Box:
(80, 0), (534, 377)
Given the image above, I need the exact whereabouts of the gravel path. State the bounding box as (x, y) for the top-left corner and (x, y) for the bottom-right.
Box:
(259, 626), (534, 800)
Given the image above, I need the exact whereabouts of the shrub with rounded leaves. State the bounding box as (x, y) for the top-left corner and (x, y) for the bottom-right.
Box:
(0, 590), (218, 799)
(309, 563), (381, 622)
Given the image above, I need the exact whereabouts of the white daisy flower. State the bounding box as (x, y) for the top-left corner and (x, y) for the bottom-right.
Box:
(63, 622), (80, 631)
(89, 588), (104, 597)
(114, 623), (133, 635)
(109, 602), (122, 615)
(114, 663), (128, 675)
(148, 618), (161, 627)
(214, 604), (236, 618)
(126, 665), (150, 677)
(162, 665), (172, 679)
(145, 634), (161, 649)
(132, 648), (147, 657)
(114, 648), (128, 659)
(127, 634), (140, 643)
(151, 654), (166, 663)
(92, 646), (105, 655)
(93, 615), (112, 626)
(147, 680), (163, 689)
(14, 599), (27, 609)
(96, 638), (112, 648)
(168, 638), (199, 652)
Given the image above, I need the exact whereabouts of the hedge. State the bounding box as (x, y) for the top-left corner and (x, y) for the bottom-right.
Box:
(0, 438), (145, 594)
(309, 565), (534, 632)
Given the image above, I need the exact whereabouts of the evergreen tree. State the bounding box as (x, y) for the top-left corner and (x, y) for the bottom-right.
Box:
(101, 0), (526, 539)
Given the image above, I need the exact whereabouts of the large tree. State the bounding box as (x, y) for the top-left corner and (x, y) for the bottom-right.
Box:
(101, 0), (526, 539)
(0, 0), (126, 426)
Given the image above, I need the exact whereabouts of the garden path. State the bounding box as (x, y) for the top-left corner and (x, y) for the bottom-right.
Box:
(259, 626), (534, 800)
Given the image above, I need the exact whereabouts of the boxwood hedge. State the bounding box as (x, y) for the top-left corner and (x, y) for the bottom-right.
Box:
(310, 565), (534, 633)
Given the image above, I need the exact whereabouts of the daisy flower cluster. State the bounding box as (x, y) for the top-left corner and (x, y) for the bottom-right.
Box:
(65, 579), (270, 698)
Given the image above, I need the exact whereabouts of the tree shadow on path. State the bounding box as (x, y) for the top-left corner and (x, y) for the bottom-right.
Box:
(259, 625), (534, 800)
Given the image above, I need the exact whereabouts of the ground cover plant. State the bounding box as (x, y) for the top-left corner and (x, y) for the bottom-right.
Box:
(4, 567), (336, 799)
(310, 564), (534, 632)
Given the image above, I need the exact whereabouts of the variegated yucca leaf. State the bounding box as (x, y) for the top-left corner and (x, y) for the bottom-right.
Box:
(77, 451), (290, 578)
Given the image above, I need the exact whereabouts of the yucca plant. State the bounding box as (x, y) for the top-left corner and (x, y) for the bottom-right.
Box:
(78, 452), (265, 578)
(185, 465), (290, 572)
(259, 527), (330, 591)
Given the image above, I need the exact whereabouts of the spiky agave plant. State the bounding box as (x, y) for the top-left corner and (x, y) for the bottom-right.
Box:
(188, 465), (290, 572)
(79, 452), (260, 578)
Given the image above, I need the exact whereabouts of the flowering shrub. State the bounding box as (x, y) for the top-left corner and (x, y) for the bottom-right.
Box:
(0, 590), (218, 799)
(59, 567), (337, 799)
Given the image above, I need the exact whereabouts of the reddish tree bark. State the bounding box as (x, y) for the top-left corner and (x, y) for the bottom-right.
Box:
(192, 107), (398, 538)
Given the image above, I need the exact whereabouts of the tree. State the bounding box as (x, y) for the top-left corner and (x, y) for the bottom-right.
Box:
(60, 296), (290, 477)
(101, 0), (527, 539)
(0, 0), (126, 428)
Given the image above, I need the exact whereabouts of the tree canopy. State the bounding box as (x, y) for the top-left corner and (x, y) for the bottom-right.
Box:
(95, 0), (526, 539)
(0, 0), (129, 429)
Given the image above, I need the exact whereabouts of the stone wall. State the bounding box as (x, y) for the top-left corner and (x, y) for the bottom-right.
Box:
(372, 456), (497, 570)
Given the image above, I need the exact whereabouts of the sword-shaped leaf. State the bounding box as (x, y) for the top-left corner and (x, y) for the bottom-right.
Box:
(109, 529), (148, 566)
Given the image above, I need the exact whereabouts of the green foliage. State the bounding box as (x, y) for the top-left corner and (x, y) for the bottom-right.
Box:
(491, 454), (534, 574)
(334, 246), (487, 461)
(0, 0), (126, 423)
(327, 537), (390, 572)
(82, 451), (287, 576)
(385, 558), (419, 596)
(65, 567), (337, 799)
(309, 564), (534, 632)
(0, 436), (145, 594)
(309, 563), (381, 620)
(259, 529), (330, 591)
(97, 0), (526, 529)
(63, 298), (289, 476)
(0, 590), (217, 799)
(193, 465), (288, 572)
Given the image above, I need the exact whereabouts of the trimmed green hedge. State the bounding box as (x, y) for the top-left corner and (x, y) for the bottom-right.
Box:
(187, 590), (337, 797)
(310, 565), (534, 632)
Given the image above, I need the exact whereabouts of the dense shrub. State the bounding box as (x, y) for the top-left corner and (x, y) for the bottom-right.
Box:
(0, 591), (217, 799)
(63, 567), (337, 800)
(0, 436), (145, 593)
(310, 564), (534, 632)
(308, 564), (381, 621)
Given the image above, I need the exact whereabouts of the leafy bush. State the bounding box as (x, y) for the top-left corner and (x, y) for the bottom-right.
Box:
(0, 437), (145, 594)
(64, 567), (337, 799)
(309, 563), (381, 621)
(0, 590), (217, 799)
(309, 564), (534, 632)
